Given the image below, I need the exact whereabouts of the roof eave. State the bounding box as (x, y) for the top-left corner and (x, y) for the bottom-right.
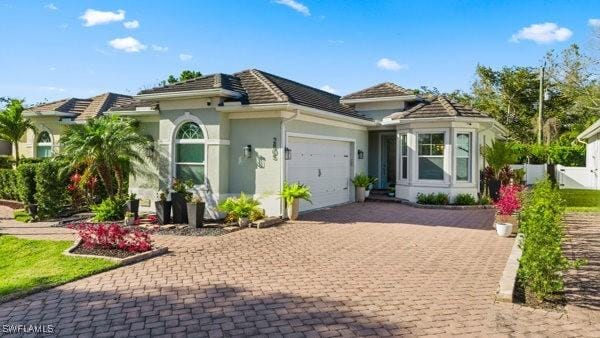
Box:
(577, 118), (600, 141)
(381, 116), (497, 125)
(23, 111), (77, 118)
(135, 88), (242, 101)
(340, 95), (419, 104)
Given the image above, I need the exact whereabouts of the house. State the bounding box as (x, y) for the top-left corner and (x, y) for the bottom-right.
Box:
(21, 69), (506, 218)
(20, 92), (134, 158)
(570, 118), (600, 189)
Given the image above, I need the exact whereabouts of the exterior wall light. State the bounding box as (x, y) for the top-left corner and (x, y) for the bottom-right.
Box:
(272, 137), (278, 160)
(285, 147), (292, 160)
(243, 144), (252, 159)
(357, 149), (364, 159)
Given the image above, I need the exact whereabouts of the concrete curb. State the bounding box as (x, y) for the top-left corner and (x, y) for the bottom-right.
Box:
(64, 239), (168, 266)
(497, 233), (523, 302)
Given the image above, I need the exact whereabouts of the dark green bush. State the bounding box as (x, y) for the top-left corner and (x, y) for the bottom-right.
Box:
(0, 156), (14, 169)
(91, 197), (127, 221)
(34, 161), (70, 219)
(518, 178), (582, 300)
(16, 163), (37, 205)
(454, 193), (477, 205)
(416, 192), (449, 205)
(0, 169), (18, 200)
(13, 209), (32, 223)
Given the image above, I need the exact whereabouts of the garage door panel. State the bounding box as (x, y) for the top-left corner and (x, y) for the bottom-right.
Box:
(287, 136), (351, 212)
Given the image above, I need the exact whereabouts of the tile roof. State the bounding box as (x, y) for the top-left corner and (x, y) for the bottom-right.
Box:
(26, 93), (133, 120)
(388, 96), (490, 120)
(138, 73), (245, 95)
(341, 82), (414, 100)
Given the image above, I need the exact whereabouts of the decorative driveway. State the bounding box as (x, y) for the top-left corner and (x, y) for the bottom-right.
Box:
(1, 203), (599, 337)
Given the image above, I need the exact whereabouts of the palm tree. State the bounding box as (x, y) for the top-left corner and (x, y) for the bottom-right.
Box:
(60, 115), (150, 197)
(481, 140), (517, 177)
(0, 99), (36, 165)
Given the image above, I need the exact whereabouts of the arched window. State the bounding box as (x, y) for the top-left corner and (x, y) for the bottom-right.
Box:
(36, 131), (53, 158)
(175, 122), (205, 185)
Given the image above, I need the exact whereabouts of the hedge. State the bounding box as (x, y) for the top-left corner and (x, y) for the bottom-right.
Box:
(34, 161), (70, 218)
(15, 164), (37, 205)
(0, 169), (18, 200)
(510, 142), (585, 166)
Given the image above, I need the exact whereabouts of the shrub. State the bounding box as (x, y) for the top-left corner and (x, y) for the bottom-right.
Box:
(218, 192), (261, 219)
(478, 195), (492, 205)
(91, 197), (127, 221)
(280, 182), (312, 205)
(351, 173), (377, 188)
(0, 169), (18, 200)
(68, 223), (152, 253)
(454, 193), (477, 205)
(34, 161), (70, 218)
(13, 209), (32, 223)
(416, 192), (449, 205)
(0, 156), (14, 169)
(518, 178), (582, 301)
(494, 184), (522, 222)
(16, 163), (37, 205)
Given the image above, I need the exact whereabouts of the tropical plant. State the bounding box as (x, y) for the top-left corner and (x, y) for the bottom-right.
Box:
(68, 223), (152, 253)
(351, 173), (376, 188)
(481, 140), (518, 178)
(91, 196), (127, 222)
(0, 99), (37, 165)
(494, 184), (522, 222)
(280, 182), (312, 205)
(218, 192), (261, 219)
(60, 115), (150, 197)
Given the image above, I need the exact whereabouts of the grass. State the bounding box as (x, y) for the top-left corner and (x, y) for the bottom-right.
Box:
(559, 189), (600, 212)
(0, 235), (117, 303)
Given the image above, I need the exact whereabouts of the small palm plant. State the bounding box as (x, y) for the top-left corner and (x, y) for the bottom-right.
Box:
(281, 182), (312, 220)
(351, 173), (377, 202)
(218, 192), (261, 227)
(0, 99), (37, 165)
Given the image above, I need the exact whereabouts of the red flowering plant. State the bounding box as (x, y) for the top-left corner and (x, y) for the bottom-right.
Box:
(494, 184), (523, 223)
(68, 223), (153, 253)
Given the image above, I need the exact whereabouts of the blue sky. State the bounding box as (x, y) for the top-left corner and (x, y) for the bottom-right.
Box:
(0, 0), (598, 104)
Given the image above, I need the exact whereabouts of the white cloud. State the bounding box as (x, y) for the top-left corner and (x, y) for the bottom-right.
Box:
(510, 22), (573, 43)
(274, 0), (310, 16)
(152, 44), (169, 52)
(45, 3), (57, 10)
(320, 85), (337, 94)
(123, 20), (139, 29)
(108, 37), (147, 53)
(179, 53), (193, 61)
(376, 58), (406, 71)
(80, 9), (125, 27)
(589, 19), (600, 27)
(40, 86), (66, 92)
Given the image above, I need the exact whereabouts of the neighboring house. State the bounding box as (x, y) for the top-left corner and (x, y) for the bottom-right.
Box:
(20, 93), (133, 158)
(563, 119), (600, 189)
(21, 70), (506, 218)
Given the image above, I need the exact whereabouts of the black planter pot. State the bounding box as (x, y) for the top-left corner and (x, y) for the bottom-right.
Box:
(186, 202), (205, 228)
(170, 192), (188, 224)
(126, 199), (140, 218)
(489, 178), (501, 201)
(155, 200), (172, 225)
(27, 204), (38, 216)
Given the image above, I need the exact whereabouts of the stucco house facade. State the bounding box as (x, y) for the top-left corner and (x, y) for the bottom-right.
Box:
(20, 69), (506, 218)
(574, 118), (600, 189)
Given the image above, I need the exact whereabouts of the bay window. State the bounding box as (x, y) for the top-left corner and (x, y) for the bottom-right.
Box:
(456, 133), (471, 182)
(175, 122), (205, 185)
(418, 133), (444, 180)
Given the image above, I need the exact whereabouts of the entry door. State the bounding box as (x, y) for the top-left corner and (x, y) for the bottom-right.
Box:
(380, 134), (397, 189)
(287, 136), (352, 211)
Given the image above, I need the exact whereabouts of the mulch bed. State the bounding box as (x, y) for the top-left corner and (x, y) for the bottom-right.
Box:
(71, 246), (136, 258)
(153, 225), (240, 237)
(514, 277), (566, 310)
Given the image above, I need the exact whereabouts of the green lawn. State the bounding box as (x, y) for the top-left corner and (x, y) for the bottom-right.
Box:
(559, 189), (600, 212)
(0, 235), (117, 302)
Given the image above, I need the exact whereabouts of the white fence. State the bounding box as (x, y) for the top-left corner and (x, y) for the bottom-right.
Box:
(510, 164), (547, 185)
(556, 165), (598, 190)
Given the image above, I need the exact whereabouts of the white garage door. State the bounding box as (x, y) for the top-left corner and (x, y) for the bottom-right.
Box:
(287, 136), (352, 211)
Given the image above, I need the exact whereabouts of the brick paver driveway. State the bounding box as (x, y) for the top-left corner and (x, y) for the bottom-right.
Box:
(1, 202), (599, 337)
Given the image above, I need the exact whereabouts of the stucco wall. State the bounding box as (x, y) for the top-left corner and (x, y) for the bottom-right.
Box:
(19, 116), (65, 159)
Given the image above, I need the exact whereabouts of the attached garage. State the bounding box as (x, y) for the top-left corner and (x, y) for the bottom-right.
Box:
(286, 135), (353, 212)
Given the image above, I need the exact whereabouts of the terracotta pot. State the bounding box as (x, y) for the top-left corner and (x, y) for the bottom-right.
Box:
(287, 199), (300, 220)
(355, 186), (366, 203)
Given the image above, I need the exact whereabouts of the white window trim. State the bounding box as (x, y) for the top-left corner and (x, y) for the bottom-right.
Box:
(35, 129), (54, 158)
(415, 129), (450, 185)
(398, 132), (409, 183)
(170, 113), (209, 190)
(453, 128), (477, 187)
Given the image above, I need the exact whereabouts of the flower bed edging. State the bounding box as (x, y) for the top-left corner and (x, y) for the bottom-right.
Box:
(0, 199), (24, 209)
(403, 200), (495, 210)
(496, 233), (523, 302)
(63, 239), (168, 266)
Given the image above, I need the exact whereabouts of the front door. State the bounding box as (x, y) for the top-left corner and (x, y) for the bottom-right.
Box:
(380, 134), (397, 189)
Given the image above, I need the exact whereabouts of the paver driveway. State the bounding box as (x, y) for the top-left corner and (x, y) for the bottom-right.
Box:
(1, 202), (599, 337)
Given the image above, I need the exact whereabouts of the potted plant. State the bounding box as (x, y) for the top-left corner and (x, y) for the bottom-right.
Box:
(170, 178), (193, 224)
(280, 182), (312, 220)
(186, 194), (205, 228)
(126, 193), (140, 218)
(218, 192), (261, 227)
(365, 176), (378, 198)
(494, 184), (522, 237)
(388, 183), (395, 197)
(351, 173), (372, 203)
(124, 211), (135, 226)
(154, 191), (171, 225)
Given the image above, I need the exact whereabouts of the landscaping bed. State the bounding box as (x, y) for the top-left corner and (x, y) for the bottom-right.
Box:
(151, 224), (241, 236)
(71, 246), (136, 258)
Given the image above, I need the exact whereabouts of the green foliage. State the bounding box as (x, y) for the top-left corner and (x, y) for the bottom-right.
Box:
(281, 182), (312, 205)
(416, 192), (449, 205)
(518, 178), (582, 300)
(91, 197), (127, 221)
(165, 70), (203, 84)
(351, 173), (377, 188)
(482, 140), (517, 176)
(454, 193), (477, 205)
(0, 156), (13, 169)
(0, 169), (18, 200)
(559, 189), (600, 212)
(13, 209), (32, 223)
(34, 161), (70, 219)
(478, 195), (492, 205)
(0, 99), (37, 165)
(15, 163), (37, 204)
(218, 192), (261, 219)
(510, 141), (585, 166)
